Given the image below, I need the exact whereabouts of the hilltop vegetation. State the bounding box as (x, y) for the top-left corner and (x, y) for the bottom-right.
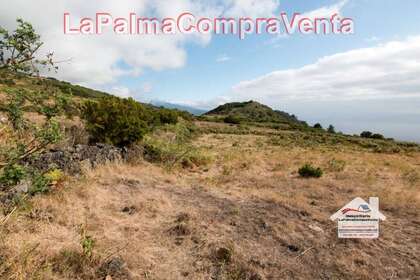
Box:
(0, 69), (111, 101)
(203, 100), (306, 127)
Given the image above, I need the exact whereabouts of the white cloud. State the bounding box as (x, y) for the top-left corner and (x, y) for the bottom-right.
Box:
(0, 0), (282, 89)
(223, 0), (280, 18)
(302, 0), (349, 19)
(228, 36), (420, 104)
(216, 54), (231, 63)
(0, 0), (353, 92)
(366, 36), (380, 42)
(111, 86), (133, 98)
(265, 0), (349, 47)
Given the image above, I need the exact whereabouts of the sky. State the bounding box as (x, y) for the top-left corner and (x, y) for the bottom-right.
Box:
(0, 0), (419, 141)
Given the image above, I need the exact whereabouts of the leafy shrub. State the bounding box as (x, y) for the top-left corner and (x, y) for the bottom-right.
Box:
(0, 164), (26, 188)
(81, 234), (95, 259)
(81, 97), (186, 147)
(361, 131), (385, 140)
(82, 97), (153, 147)
(327, 159), (346, 172)
(298, 164), (323, 178)
(313, 123), (323, 129)
(143, 135), (210, 168)
(44, 169), (64, 182)
(371, 133), (385, 140)
(327, 125), (336, 134)
(29, 173), (51, 195)
(360, 131), (373, 138)
(156, 108), (179, 125)
(142, 121), (210, 168)
(224, 115), (242, 124)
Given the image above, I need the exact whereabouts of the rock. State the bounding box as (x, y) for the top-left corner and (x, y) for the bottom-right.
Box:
(97, 257), (132, 280)
(309, 224), (324, 233)
(13, 180), (30, 194)
(26, 143), (124, 175)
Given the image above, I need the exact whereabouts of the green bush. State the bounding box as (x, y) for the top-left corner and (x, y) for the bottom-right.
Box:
(224, 115), (242, 124)
(0, 164), (26, 188)
(142, 122), (210, 168)
(298, 164), (323, 178)
(371, 133), (385, 140)
(313, 123), (323, 129)
(327, 125), (336, 134)
(157, 108), (179, 125)
(29, 172), (51, 195)
(82, 97), (153, 147)
(360, 131), (373, 138)
(360, 131), (385, 140)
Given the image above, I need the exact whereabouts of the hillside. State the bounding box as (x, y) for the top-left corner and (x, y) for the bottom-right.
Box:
(1, 120), (419, 279)
(1, 72), (420, 280)
(0, 69), (194, 122)
(0, 69), (110, 100)
(204, 100), (305, 126)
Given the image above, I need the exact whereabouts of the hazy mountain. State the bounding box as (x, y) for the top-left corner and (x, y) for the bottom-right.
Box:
(151, 100), (207, 116)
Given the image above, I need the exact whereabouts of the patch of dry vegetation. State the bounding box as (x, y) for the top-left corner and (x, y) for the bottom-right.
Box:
(1, 120), (419, 279)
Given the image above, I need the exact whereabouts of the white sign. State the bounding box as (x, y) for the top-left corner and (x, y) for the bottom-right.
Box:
(330, 197), (386, 239)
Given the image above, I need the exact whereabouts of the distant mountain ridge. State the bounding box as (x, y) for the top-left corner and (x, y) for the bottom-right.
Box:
(204, 100), (305, 125)
(151, 100), (207, 116)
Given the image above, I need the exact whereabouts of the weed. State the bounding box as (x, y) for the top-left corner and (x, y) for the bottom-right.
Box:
(327, 159), (346, 172)
(44, 169), (64, 185)
(29, 173), (51, 195)
(80, 226), (95, 259)
(298, 164), (323, 178)
(0, 164), (26, 189)
(402, 169), (419, 186)
(52, 249), (86, 276)
(143, 122), (211, 168)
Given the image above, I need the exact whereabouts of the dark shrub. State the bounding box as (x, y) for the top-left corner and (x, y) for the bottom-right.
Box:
(327, 125), (336, 133)
(29, 172), (51, 195)
(361, 131), (385, 140)
(313, 123), (323, 129)
(0, 164), (26, 188)
(298, 164), (323, 178)
(360, 131), (373, 138)
(371, 133), (385, 140)
(224, 115), (242, 124)
(82, 97), (152, 147)
(157, 108), (179, 125)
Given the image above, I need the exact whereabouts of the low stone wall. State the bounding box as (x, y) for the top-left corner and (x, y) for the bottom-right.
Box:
(28, 143), (125, 175)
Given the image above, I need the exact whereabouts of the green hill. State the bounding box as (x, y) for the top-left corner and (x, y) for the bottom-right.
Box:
(204, 100), (306, 126)
(0, 69), (194, 120)
(0, 68), (110, 100)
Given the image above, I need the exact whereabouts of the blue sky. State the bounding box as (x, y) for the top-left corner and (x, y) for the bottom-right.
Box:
(0, 0), (419, 141)
(136, 0), (419, 103)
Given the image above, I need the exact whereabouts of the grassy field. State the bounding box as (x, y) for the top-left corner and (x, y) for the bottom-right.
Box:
(1, 121), (419, 279)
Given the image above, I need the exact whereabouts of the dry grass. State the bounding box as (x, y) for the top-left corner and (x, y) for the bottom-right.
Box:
(0, 123), (419, 279)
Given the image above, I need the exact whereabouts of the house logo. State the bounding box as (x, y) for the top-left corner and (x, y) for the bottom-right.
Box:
(341, 204), (371, 214)
(330, 197), (386, 239)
